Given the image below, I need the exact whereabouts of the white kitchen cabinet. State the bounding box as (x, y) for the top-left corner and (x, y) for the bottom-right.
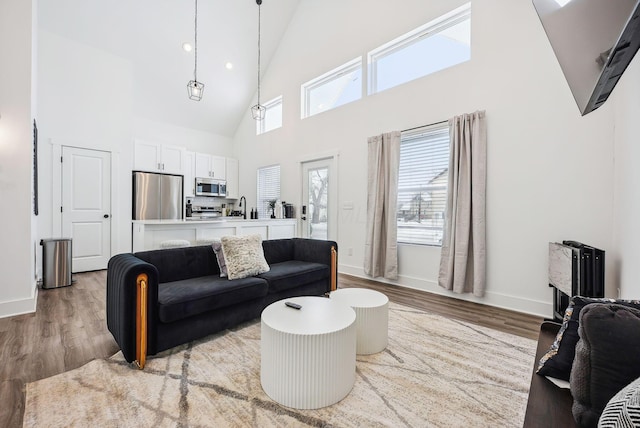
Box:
(194, 153), (211, 178)
(225, 157), (239, 199)
(134, 140), (185, 174)
(212, 156), (226, 180)
(194, 153), (226, 179)
(161, 145), (185, 174)
(184, 151), (196, 197)
(132, 219), (297, 251)
(134, 140), (161, 172)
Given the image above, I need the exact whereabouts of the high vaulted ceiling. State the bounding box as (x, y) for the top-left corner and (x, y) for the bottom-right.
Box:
(38, 0), (300, 137)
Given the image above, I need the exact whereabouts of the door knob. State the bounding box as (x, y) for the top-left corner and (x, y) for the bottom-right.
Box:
(104, 214), (110, 218)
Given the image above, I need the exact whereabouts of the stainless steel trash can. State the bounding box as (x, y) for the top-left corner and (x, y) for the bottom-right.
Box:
(40, 238), (72, 289)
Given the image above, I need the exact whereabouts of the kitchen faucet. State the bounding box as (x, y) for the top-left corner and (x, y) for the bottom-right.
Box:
(239, 196), (247, 219)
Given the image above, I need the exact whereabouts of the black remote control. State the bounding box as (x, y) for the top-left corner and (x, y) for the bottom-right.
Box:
(285, 301), (302, 310)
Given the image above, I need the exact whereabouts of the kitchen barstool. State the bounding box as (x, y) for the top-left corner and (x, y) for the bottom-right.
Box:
(159, 239), (191, 249)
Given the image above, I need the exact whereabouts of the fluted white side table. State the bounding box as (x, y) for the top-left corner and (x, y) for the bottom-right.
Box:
(261, 296), (356, 409)
(330, 288), (389, 355)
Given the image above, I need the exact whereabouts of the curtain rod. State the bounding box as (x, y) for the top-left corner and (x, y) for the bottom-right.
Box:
(402, 120), (447, 133)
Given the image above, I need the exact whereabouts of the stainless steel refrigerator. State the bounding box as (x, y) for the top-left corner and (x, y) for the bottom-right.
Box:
(133, 171), (183, 220)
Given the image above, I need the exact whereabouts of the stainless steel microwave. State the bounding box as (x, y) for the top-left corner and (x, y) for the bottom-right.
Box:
(195, 177), (226, 197)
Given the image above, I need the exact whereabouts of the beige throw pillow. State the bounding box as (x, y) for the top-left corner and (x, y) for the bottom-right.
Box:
(221, 234), (270, 280)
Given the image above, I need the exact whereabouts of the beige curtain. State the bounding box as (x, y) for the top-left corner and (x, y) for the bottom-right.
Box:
(364, 131), (400, 280)
(438, 111), (487, 296)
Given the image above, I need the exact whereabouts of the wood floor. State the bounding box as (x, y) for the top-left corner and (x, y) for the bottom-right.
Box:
(0, 271), (543, 428)
(340, 274), (544, 340)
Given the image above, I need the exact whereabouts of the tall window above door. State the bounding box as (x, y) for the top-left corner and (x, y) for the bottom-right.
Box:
(368, 3), (471, 95)
(257, 164), (281, 219)
(256, 96), (283, 135)
(301, 57), (362, 118)
(397, 123), (450, 246)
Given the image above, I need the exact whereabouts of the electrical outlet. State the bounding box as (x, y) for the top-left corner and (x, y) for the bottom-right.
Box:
(348, 248), (353, 256)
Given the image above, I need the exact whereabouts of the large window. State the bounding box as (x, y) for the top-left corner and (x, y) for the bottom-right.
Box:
(368, 3), (471, 95)
(397, 123), (450, 246)
(301, 57), (362, 118)
(256, 96), (283, 135)
(257, 164), (280, 219)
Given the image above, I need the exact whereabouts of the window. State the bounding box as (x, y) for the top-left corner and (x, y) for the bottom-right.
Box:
(368, 3), (471, 95)
(397, 123), (450, 246)
(257, 164), (280, 219)
(301, 57), (362, 118)
(256, 96), (283, 135)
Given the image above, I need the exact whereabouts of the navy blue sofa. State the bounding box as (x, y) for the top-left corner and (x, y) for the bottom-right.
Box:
(106, 238), (337, 368)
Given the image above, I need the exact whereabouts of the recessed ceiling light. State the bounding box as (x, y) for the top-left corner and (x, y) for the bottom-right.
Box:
(225, 62), (233, 70)
(182, 42), (193, 52)
(553, 0), (571, 6)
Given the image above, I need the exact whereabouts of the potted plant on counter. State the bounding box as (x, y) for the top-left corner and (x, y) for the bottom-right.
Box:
(268, 200), (277, 219)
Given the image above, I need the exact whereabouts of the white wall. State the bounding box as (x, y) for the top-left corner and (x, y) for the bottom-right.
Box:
(36, 30), (235, 285)
(232, 0), (617, 316)
(135, 117), (233, 158)
(612, 53), (640, 299)
(0, 0), (38, 317)
(37, 30), (135, 266)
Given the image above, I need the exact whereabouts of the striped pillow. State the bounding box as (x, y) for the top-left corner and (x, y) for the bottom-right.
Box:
(599, 377), (640, 427)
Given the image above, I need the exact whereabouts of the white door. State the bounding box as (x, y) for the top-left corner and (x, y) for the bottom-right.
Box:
(301, 157), (337, 240)
(62, 146), (111, 272)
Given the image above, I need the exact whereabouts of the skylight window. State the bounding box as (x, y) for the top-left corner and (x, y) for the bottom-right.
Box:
(368, 3), (471, 95)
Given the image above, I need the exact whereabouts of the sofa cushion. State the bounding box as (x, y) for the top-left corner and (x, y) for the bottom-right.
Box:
(262, 239), (295, 264)
(570, 303), (640, 427)
(221, 234), (270, 280)
(157, 275), (268, 323)
(258, 260), (329, 293)
(135, 245), (219, 283)
(537, 296), (640, 381)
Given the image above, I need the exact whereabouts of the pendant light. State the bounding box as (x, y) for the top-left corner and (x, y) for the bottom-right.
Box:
(187, 0), (204, 101)
(251, 0), (266, 120)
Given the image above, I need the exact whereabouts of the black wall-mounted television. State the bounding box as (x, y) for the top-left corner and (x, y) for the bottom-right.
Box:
(533, 0), (640, 115)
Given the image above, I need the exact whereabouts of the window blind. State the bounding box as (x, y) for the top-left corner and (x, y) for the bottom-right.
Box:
(397, 124), (450, 246)
(257, 165), (281, 219)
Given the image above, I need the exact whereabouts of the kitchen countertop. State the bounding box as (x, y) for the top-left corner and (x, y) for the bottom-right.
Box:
(132, 218), (296, 225)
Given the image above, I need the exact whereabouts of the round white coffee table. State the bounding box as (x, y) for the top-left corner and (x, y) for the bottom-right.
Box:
(260, 296), (356, 409)
(330, 288), (389, 355)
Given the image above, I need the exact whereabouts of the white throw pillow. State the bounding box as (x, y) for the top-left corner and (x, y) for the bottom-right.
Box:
(221, 234), (270, 280)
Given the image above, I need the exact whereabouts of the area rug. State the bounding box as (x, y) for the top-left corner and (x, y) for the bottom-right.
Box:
(24, 304), (536, 427)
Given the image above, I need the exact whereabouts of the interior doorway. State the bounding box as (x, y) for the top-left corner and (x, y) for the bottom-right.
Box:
(61, 146), (112, 272)
(301, 156), (337, 241)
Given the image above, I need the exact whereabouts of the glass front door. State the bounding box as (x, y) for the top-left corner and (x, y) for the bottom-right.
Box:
(301, 157), (336, 240)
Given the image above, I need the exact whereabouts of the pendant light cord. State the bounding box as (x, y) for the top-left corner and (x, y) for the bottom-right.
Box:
(256, 1), (261, 105)
(194, 0), (198, 82)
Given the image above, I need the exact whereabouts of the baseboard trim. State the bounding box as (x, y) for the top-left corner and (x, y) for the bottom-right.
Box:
(338, 263), (550, 318)
(0, 284), (38, 319)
